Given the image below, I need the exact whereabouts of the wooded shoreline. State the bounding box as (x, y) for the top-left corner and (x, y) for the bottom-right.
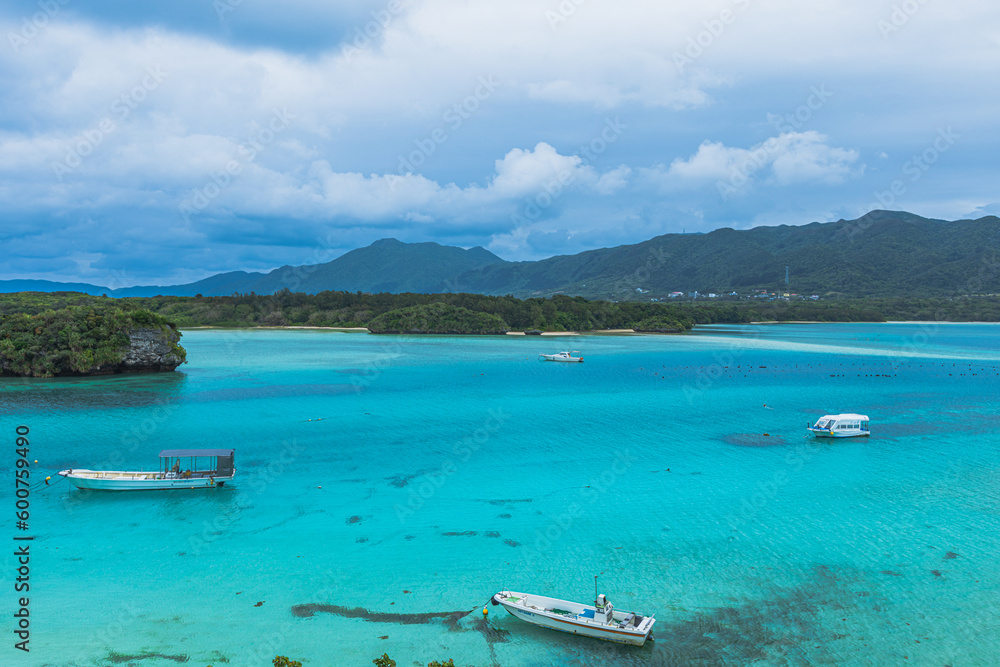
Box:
(2, 290), (997, 376)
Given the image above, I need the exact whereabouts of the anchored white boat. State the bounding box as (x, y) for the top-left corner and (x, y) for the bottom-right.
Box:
(807, 414), (870, 438)
(539, 351), (584, 362)
(491, 589), (655, 646)
(58, 449), (235, 490)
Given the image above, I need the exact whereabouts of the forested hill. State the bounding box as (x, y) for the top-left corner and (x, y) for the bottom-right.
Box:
(246, 238), (504, 295)
(452, 211), (1000, 299)
(1, 211), (997, 299)
(0, 239), (506, 298)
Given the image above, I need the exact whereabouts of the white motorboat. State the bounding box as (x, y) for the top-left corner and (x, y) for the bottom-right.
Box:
(539, 350), (584, 362)
(807, 414), (870, 438)
(58, 449), (235, 490)
(490, 589), (655, 646)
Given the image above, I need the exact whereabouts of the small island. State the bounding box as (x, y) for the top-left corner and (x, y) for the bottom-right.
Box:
(0, 293), (186, 378)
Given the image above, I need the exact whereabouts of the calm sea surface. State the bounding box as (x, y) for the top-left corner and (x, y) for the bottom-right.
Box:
(2, 323), (999, 666)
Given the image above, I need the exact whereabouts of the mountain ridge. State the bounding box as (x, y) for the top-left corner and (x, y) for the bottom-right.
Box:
(2, 211), (997, 299)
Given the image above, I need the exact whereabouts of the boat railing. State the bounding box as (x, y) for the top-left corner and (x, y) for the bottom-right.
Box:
(166, 470), (221, 479)
(78, 470), (220, 480)
(83, 471), (164, 480)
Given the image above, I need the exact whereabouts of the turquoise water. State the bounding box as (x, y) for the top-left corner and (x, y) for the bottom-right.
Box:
(3, 323), (999, 666)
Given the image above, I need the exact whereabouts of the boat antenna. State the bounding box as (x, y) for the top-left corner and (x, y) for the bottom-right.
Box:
(594, 574), (598, 603)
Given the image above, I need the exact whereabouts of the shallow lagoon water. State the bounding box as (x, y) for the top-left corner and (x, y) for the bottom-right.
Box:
(3, 323), (999, 666)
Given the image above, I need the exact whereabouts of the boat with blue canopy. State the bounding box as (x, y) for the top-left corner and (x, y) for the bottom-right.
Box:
(58, 449), (235, 490)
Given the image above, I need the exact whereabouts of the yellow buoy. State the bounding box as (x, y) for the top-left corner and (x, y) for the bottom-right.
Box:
(482, 606), (488, 616)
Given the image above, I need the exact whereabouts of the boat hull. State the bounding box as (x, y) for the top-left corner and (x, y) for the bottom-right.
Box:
(540, 355), (583, 362)
(494, 592), (653, 646)
(807, 429), (870, 438)
(58, 470), (232, 491)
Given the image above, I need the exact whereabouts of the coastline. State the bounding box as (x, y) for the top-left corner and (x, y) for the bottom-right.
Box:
(185, 326), (641, 335)
(182, 325), (369, 331)
(748, 320), (1000, 325)
(176, 321), (1000, 337)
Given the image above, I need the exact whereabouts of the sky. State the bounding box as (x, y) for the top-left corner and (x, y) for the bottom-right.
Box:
(1, 0), (998, 287)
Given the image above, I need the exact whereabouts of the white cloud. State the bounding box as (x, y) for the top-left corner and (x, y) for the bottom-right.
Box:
(657, 131), (862, 189)
(769, 134), (862, 185)
(489, 142), (591, 198)
(170, 142), (624, 228)
(594, 166), (632, 195)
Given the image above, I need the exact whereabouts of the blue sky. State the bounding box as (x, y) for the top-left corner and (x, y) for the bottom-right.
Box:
(1, 0), (998, 286)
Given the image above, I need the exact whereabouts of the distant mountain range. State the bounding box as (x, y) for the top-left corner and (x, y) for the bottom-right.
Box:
(0, 239), (506, 298)
(3, 211), (998, 299)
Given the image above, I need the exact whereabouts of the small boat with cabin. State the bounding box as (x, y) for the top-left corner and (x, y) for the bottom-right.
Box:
(58, 449), (236, 490)
(490, 587), (655, 646)
(807, 414), (870, 438)
(539, 350), (584, 362)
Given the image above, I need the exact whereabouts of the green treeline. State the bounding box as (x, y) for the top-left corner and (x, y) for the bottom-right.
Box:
(367, 303), (509, 334)
(134, 289), (890, 330)
(0, 293), (185, 377)
(837, 297), (1000, 322)
(0, 290), (898, 334)
(133, 290), (703, 331)
(6, 290), (999, 360)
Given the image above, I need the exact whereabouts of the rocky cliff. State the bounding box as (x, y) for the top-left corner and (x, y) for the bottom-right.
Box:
(109, 327), (186, 374)
(0, 301), (187, 377)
